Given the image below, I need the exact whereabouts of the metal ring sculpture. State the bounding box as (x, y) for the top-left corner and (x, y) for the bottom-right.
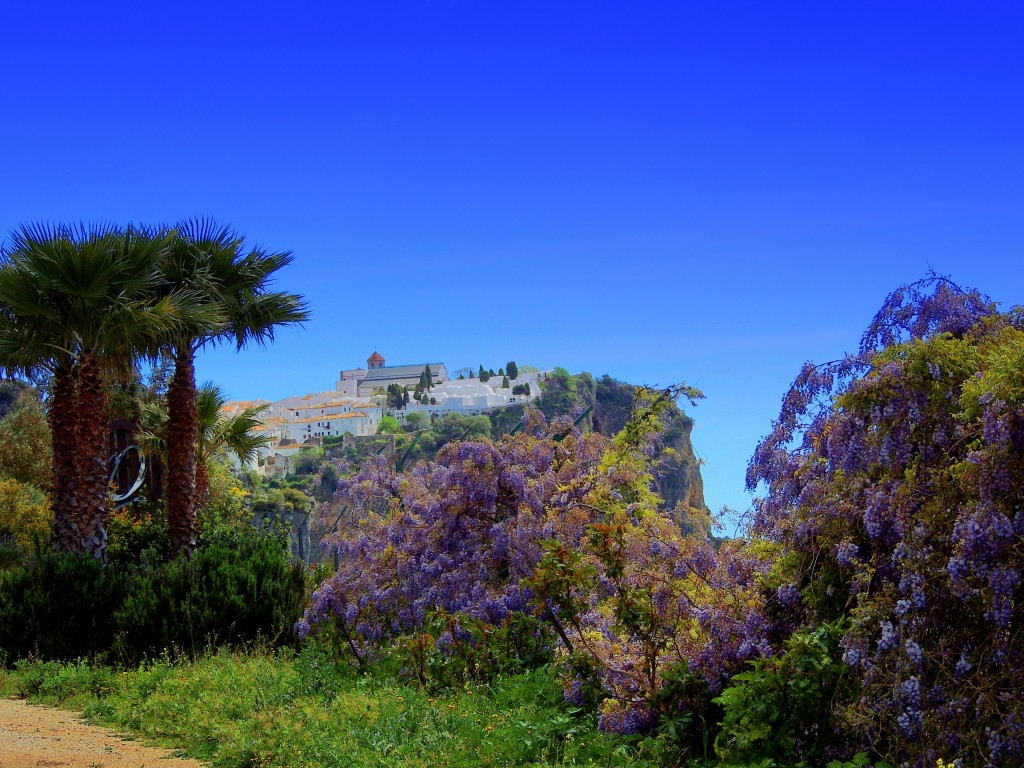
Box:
(108, 444), (147, 508)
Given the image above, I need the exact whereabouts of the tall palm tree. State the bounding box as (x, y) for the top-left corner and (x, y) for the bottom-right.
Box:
(0, 223), (199, 560)
(162, 219), (308, 556)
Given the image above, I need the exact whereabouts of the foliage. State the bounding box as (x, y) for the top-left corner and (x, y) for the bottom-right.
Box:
(0, 477), (50, 553)
(377, 415), (402, 434)
(0, 378), (29, 418)
(403, 410), (427, 431)
(198, 458), (252, 535)
(290, 447), (324, 476)
(322, 433), (345, 449)
(747, 276), (1024, 766)
(398, 610), (556, 690)
(195, 384), (270, 472)
(0, 387), (52, 491)
(158, 217), (309, 556)
(538, 367), (590, 422)
(0, 223), (192, 560)
(507, 360), (519, 380)
(0, 220), (304, 560)
(113, 527), (306, 662)
(105, 504), (170, 568)
(105, 356), (173, 424)
(0, 526), (305, 665)
(396, 412), (493, 463)
(298, 387), (763, 750)
(0, 652), (656, 768)
(714, 622), (853, 765)
(314, 462), (339, 503)
(134, 382), (271, 517)
(385, 382), (405, 409)
(0, 549), (126, 660)
(252, 486), (312, 517)
(430, 412), (492, 443)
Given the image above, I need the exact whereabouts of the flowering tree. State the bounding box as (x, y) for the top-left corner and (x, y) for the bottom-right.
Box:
(747, 276), (1024, 766)
(299, 387), (767, 744)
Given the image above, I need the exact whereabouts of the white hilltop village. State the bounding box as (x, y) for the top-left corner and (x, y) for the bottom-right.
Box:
(222, 351), (548, 477)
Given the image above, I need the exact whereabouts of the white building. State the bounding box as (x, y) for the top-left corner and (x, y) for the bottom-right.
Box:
(336, 351), (448, 397)
(223, 390), (382, 477)
(224, 356), (545, 475)
(392, 370), (545, 421)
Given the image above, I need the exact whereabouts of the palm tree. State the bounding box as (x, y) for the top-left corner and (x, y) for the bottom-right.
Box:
(137, 382), (270, 514)
(194, 383), (270, 509)
(0, 223), (192, 560)
(161, 219), (308, 556)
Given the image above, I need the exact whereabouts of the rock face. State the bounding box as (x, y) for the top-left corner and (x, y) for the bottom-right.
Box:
(537, 369), (708, 516)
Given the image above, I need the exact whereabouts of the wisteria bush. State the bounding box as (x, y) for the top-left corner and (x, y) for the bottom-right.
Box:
(748, 276), (1024, 767)
(300, 388), (771, 752)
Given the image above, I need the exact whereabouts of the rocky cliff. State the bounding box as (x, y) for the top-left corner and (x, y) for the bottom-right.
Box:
(535, 369), (708, 519)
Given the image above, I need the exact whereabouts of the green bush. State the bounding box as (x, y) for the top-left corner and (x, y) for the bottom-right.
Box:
(0, 527), (307, 665)
(0, 550), (126, 661)
(105, 506), (170, 569)
(714, 622), (853, 766)
(647, 662), (721, 765)
(114, 527), (307, 663)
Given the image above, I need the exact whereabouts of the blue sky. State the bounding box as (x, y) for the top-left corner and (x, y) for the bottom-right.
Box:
(2, 3), (1021, 520)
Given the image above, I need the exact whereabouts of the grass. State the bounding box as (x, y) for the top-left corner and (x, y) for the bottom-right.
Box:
(0, 645), (655, 768)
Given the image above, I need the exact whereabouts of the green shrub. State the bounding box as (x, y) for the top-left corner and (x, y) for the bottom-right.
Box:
(714, 622), (853, 766)
(0, 478), (50, 553)
(648, 662), (720, 765)
(0, 538), (23, 571)
(105, 505), (171, 568)
(113, 527), (306, 663)
(0, 550), (126, 661)
(0, 527), (306, 665)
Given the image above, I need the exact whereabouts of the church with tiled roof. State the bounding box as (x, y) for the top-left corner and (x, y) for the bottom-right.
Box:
(336, 352), (449, 397)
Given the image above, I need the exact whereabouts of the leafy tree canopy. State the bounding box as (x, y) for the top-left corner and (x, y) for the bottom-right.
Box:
(377, 415), (402, 434)
(0, 388), (51, 492)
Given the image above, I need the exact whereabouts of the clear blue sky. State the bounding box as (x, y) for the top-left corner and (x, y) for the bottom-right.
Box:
(2, 3), (1021, 521)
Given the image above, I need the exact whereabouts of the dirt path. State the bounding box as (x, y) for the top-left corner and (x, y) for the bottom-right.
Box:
(0, 699), (204, 768)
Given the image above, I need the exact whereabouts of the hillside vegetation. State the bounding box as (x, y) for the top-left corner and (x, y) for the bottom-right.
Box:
(4, 267), (1024, 768)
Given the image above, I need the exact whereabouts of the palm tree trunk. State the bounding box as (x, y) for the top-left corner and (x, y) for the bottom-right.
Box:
(48, 363), (81, 553)
(167, 346), (198, 556)
(193, 461), (210, 513)
(72, 353), (111, 561)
